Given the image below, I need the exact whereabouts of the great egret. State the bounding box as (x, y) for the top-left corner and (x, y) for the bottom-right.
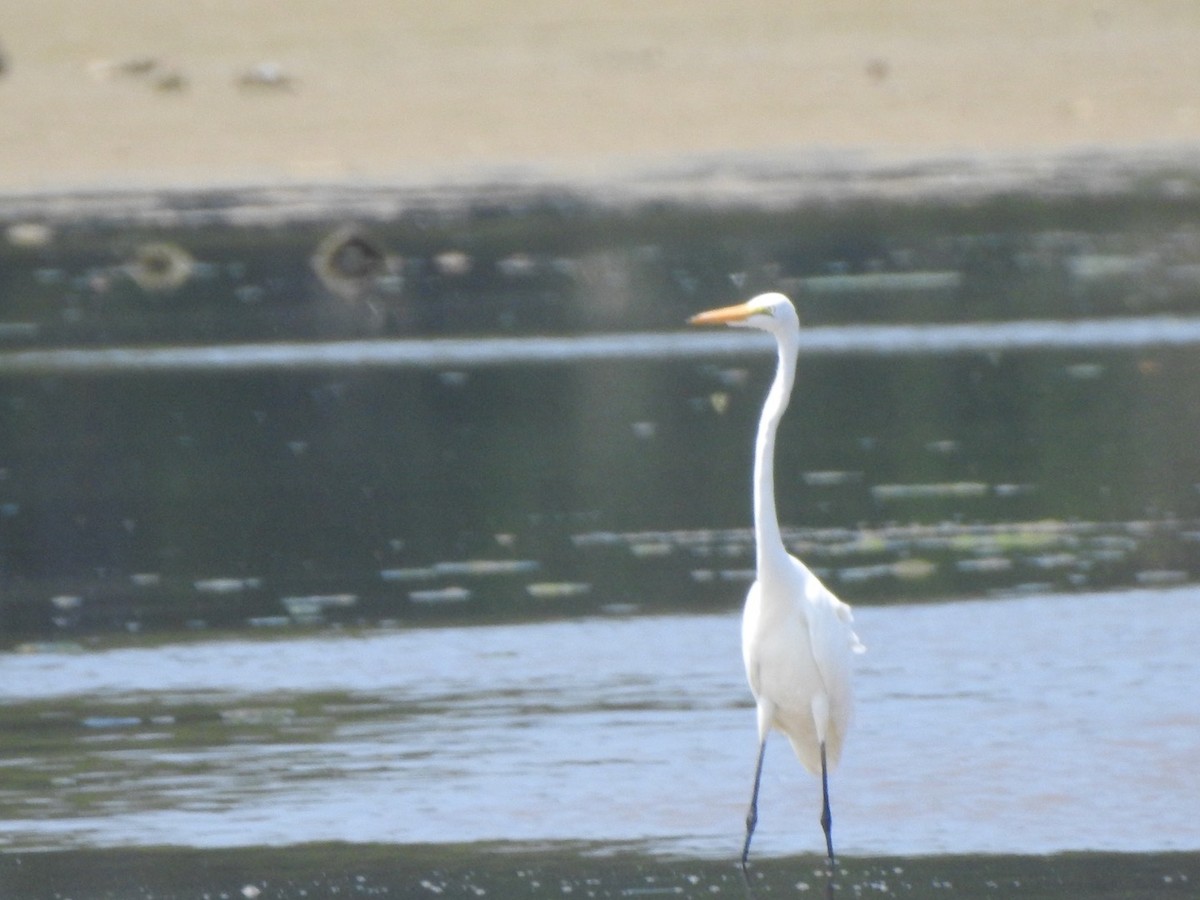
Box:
(689, 292), (863, 869)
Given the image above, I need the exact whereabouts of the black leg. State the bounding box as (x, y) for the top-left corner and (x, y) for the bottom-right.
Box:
(741, 737), (768, 874)
(819, 741), (835, 864)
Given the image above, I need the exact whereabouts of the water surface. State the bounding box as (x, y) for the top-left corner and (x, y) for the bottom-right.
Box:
(3, 587), (1196, 859)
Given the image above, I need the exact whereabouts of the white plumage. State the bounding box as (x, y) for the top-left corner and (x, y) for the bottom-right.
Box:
(690, 292), (863, 868)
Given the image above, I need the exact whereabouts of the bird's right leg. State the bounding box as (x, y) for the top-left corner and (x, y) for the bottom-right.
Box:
(819, 741), (834, 864)
(741, 736), (768, 873)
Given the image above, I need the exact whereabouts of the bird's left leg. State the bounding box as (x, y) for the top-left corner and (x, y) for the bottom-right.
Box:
(819, 741), (834, 864)
(741, 736), (768, 873)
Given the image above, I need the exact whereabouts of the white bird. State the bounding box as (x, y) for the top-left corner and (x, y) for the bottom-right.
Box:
(689, 292), (863, 869)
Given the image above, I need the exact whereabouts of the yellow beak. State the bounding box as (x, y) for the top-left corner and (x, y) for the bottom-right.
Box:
(687, 301), (757, 326)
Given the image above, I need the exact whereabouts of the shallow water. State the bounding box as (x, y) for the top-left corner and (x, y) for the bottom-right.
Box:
(3, 586), (1197, 859)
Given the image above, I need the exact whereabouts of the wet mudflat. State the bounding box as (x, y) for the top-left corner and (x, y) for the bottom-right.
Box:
(2, 843), (1198, 900)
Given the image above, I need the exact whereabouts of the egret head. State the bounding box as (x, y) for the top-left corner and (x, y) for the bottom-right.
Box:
(687, 292), (799, 336)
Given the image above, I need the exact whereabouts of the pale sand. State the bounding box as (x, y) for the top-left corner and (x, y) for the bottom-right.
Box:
(2, 1), (1200, 192)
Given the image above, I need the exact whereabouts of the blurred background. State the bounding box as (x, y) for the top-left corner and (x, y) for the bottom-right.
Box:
(2, 3), (1200, 898)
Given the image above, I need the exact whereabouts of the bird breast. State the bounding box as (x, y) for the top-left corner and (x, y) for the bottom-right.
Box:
(742, 564), (858, 773)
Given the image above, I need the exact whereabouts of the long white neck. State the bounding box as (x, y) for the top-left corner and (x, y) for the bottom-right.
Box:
(753, 329), (798, 576)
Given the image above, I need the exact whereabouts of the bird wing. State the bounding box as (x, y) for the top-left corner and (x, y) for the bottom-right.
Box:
(794, 557), (861, 763)
(836, 597), (866, 654)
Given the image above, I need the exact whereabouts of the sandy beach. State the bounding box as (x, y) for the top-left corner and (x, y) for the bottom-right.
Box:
(2, 1), (1200, 193)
